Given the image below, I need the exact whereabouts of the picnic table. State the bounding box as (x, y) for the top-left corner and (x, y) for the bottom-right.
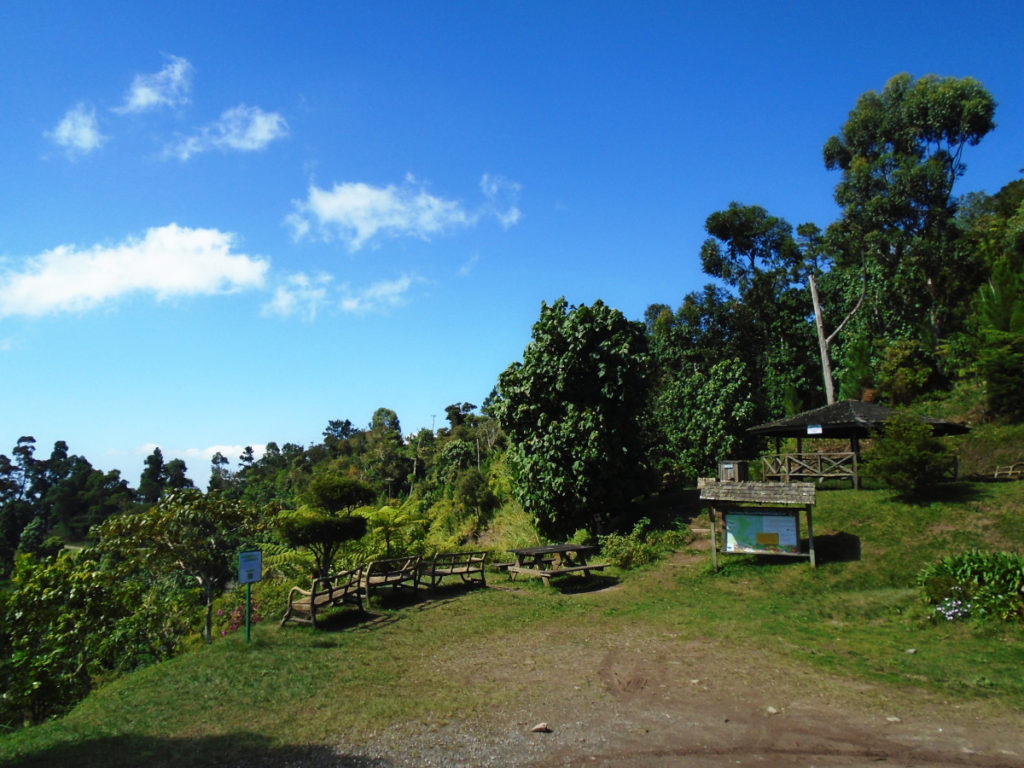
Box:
(507, 544), (607, 587)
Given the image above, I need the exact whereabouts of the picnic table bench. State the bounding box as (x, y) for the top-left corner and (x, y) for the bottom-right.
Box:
(419, 550), (488, 589)
(507, 544), (607, 587)
(280, 565), (365, 628)
(362, 555), (422, 607)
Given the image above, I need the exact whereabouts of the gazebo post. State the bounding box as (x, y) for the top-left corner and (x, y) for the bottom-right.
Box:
(851, 435), (861, 489)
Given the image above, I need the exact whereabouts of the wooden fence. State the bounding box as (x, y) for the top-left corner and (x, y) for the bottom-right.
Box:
(761, 452), (857, 485)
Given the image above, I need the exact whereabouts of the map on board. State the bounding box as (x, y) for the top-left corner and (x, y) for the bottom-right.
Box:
(724, 512), (800, 554)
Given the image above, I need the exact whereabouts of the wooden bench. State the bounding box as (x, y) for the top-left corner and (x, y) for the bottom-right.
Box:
(507, 562), (607, 587)
(280, 565), (365, 628)
(362, 555), (422, 607)
(994, 462), (1024, 479)
(419, 551), (487, 589)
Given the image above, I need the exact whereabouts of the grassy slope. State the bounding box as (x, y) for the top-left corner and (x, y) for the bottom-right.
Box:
(2, 481), (1024, 767)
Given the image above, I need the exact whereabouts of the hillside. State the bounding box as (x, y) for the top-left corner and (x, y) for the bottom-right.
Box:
(2, 480), (1023, 767)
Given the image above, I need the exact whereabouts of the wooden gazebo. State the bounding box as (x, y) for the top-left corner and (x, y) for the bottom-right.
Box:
(748, 400), (969, 488)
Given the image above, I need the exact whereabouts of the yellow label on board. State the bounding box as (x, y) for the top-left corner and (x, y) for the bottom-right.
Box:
(756, 532), (780, 546)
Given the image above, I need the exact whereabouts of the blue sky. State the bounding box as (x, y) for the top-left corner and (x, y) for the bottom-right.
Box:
(2, 1), (1022, 485)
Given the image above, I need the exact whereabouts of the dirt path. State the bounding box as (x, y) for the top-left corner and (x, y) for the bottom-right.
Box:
(337, 548), (1023, 768)
(359, 629), (1022, 767)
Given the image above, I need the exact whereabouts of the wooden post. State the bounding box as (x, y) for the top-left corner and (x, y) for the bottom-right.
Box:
(805, 504), (816, 568)
(709, 505), (719, 572)
(851, 435), (861, 490)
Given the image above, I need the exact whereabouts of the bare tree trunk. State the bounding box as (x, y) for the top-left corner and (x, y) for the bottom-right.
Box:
(809, 273), (836, 404)
(808, 272), (865, 405)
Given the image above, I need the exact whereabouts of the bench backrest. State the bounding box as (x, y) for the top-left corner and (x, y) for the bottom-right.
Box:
(431, 551), (487, 568)
(366, 555), (421, 575)
(312, 565), (363, 595)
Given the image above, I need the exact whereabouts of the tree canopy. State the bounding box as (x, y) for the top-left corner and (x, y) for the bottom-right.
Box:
(823, 73), (997, 342)
(496, 298), (651, 539)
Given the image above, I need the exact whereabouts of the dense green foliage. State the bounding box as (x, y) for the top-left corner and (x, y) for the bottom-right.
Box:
(496, 298), (651, 539)
(0, 550), (189, 726)
(95, 491), (259, 644)
(918, 549), (1024, 621)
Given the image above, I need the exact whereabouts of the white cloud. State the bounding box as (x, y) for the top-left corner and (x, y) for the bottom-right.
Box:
(168, 104), (288, 160)
(116, 54), (194, 114)
(480, 173), (522, 228)
(183, 444), (267, 467)
(46, 103), (105, 155)
(262, 271), (333, 321)
(340, 274), (420, 314)
(0, 224), (269, 318)
(288, 176), (472, 251)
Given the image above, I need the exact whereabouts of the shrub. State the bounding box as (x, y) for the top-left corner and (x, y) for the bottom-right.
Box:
(647, 521), (694, 551)
(599, 517), (657, 569)
(861, 409), (953, 500)
(477, 501), (542, 560)
(917, 549), (1024, 622)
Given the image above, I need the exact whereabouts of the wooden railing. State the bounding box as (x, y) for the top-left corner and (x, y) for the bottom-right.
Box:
(762, 452), (857, 484)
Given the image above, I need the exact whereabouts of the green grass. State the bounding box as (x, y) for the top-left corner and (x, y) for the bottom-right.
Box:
(3, 482), (1024, 766)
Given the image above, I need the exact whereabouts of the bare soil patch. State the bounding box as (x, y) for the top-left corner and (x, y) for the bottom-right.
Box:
(334, 552), (1023, 767)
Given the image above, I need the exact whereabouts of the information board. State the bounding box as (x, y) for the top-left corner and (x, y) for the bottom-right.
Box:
(238, 550), (262, 584)
(724, 511), (800, 554)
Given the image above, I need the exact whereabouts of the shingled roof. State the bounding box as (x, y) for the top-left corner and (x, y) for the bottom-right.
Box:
(747, 399), (970, 439)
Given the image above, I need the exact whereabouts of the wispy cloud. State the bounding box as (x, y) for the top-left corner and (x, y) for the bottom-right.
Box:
(46, 103), (105, 155)
(458, 253), (480, 277)
(116, 54), (194, 114)
(167, 104), (288, 160)
(340, 274), (421, 314)
(0, 224), (269, 318)
(480, 174), (522, 228)
(262, 271), (333, 321)
(287, 175), (472, 251)
(287, 173), (521, 251)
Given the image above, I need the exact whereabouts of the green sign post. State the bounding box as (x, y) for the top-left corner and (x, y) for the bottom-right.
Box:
(238, 550), (262, 643)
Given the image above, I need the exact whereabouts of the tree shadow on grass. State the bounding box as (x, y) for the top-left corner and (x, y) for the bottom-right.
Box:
(3, 733), (391, 768)
(297, 581), (488, 634)
(552, 573), (620, 594)
(417, 580), (489, 601)
(716, 532), (862, 569)
(880, 481), (985, 505)
(812, 531), (862, 564)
